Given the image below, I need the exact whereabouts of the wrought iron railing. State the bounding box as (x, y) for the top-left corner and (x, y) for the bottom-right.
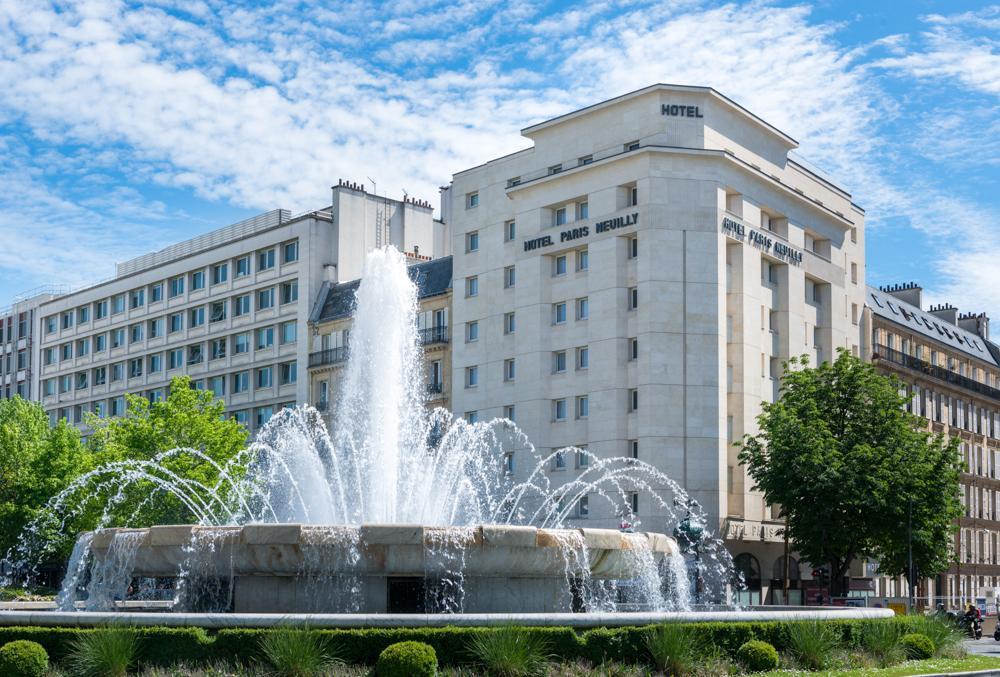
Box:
(873, 344), (1000, 401)
(308, 347), (348, 368)
(419, 325), (449, 345)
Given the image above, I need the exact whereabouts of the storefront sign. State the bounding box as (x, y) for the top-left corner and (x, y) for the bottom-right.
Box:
(662, 104), (704, 118)
(722, 215), (803, 264)
(524, 212), (639, 252)
(723, 518), (785, 543)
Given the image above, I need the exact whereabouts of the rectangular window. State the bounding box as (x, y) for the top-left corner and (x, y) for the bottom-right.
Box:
(577, 249), (589, 271)
(255, 406), (274, 427)
(548, 164), (562, 175)
(280, 362), (297, 385)
(281, 281), (298, 304)
(148, 354), (162, 373)
(280, 321), (297, 344)
(629, 337), (638, 361)
(553, 399), (567, 421)
(95, 334), (106, 352)
(169, 276), (185, 298)
(62, 311), (73, 329)
(169, 312), (183, 333)
(112, 363), (123, 382)
(212, 263), (228, 285)
(130, 323), (143, 343)
(504, 358), (516, 381)
(76, 338), (90, 356)
(77, 306), (90, 324)
(150, 283), (163, 303)
(812, 281), (822, 303)
(629, 185), (638, 206)
(44, 347), (55, 365)
(130, 289), (145, 309)
(111, 293), (125, 314)
(504, 405), (516, 422)
(75, 371), (88, 390)
(553, 350), (567, 373)
(465, 365), (478, 388)
(234, 294), (251, 316)
(505, 220), (516, 242)
(59, 375), (71, 393)
(577, 346), (589, 370)
(553, 255), (567, 276)
(503, 312), (515, 334)
(578, 155), (593, 166)
(233, 332), (250, 354)
(504, 265), (515, 288)
(188, 343), (203, 364)
(466, 321), (479, 342)
(466, 191), (479, 208)
(625, 139), (639, 151)
(209, 376), (225, 397)
(44, 379), (55, 396)
(577, 449), (590, 468)
(190, 270), (205, 291)
(256, 326), (274, 350)
(629, 439), (639, 459)
(554, 207), (567, 226)
(168, 348), (183, 370)
(129, 358), (143, 378)
(628, 287), (638, 310)
(576, 395), (589, 419)
(628, 236), (638, 259)
(283, 241), (299, 263)
(503, 452), (515, 474)
(61, 343), (72, 361)
(210, 301), (227, 323)
(553, 302), (567, 324)
(257, 288), (275, 310)
(45, 316), (57, 333)
(148, 317), (164, 338)
(578, 202), (589, 220)
(211, 338), (226, 361)
(111, 328), (125, 348)
(258, 249), (275, 271)
(629, 388), (639, 411)
(190, 307), (205, 327)
(233, 371), (249, 393)
(553, 451), (567, 470)
(576, 297), (589, 320)
(256, 367), (273, 389)
(95, 300), (108, 319)
(466, 276), (478, 297)
(466, 231), (479, 252)
(236, 256), (251, 277)
(577, 495), (589, 518)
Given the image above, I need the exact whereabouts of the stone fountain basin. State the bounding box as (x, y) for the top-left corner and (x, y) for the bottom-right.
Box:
(87, 524), (678, 579)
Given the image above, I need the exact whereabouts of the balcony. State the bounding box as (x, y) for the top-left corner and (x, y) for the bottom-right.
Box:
(419, 325), (449, 346)
(308, 347), (348, 368)
(427, 382), (443, 394)
(873, 344), (1000, 401)
(315, 399), (329, 412)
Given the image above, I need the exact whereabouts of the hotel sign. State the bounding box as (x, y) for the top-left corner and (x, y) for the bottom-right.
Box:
(661, 104), (704, 118)
(722, 216), (803, 264)
(524, 212), (639, 252)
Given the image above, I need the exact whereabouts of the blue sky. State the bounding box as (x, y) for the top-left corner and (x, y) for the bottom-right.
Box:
(1, 1), (998, 317)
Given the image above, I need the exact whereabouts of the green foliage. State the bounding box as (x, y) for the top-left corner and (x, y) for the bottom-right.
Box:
(856, 620), (904, 667)
(0, 396), (90, 559)
(0, 640), (49, 677)
(900, 632), (935, 660)
(738, 350), (963, 595)
(83, 376), (248, 527)
(908, 614), (963, 656)
(376, 641), (437, 677)
(735, 640), (779, 672)
(644, 624), (699, 675)
(465, 625), (552, 676)
(258, 626), (342, 677)
(784, 620), (839, 670)
(68, 626), (140, 677)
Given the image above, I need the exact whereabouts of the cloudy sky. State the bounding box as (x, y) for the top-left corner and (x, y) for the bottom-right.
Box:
(1, 1), (998, 317)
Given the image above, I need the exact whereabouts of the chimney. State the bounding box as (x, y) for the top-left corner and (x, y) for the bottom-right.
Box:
(881, 282), (922, 309)
(928, 303), (958, 325)
(323, 264), (338, 283)
(959, 312), (990, 340)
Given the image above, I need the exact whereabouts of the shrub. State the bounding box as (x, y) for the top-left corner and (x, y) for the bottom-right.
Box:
(67, 626), (140, 677)
(465, 625), (552, 676)
(857, 620), (904, 667)
(259, 626), (343, 677)
(784, 621), (839, 670)
(644, 624), (699, 675)
(900, 632), (935, 660)
(0, 640), (49, 677)
(908, 614), (963, 656)
(735, 640), (779, 672)
(377, 640), (438, 677)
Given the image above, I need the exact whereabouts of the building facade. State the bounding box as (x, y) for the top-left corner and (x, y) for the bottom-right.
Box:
(35, 186), (446, 435)
(0, 290), (58, 402)
(444, 84), (866, 604)
(864, 283), (1000, 607)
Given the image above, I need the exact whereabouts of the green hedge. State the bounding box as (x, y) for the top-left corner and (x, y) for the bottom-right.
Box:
(0, 616), (926, 668)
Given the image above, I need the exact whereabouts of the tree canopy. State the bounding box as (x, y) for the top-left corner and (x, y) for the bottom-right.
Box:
(738, 350), (962, 597)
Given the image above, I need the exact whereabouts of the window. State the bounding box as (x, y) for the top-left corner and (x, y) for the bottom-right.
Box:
(256, 406), (274, 428)
(108, 396), (124, 416)
(150, 283), (163, 303)
(553, 302), (567, 324)
(44, 347), (55, 365)
(169, 312), (183, 333)
(61, 343), (72, 361)
(130, 289), (145, 309)
(45, 316), (57, 333)
(504, 405), (516, 422)
(629, 388), (639, 411)
(112, 363), (123, 382)
(190, 307), (205, 327)
(256, 367), (273, 389)
(129, 358), (143, 378)
(504, 358), (516, 381)
(209, 376), (225, 397)
(169, 276), (184, 298)
(553, 450), (567, 469)
(466, 191), (479, 208)
(281, 281), (298, 304)
(548, 164), (562, 175)
(211, 338), (226, 361)
(553, 399), (567, 421)
(554, 207), (567, 226)
(168, 348), (183, 370)
(77, 306), (90, 324)
(553, 255), (567, 276)
(190, 270), (205, 291)
(59, 375), (71, 393)
(280, 362), (297, 385)
(188, 344), (203, 364)
(62, 311), (73, 329)
(236, 256), (251, 277)
(628, 287), (638, 310)
(465, 366), (479, 388)
(210, 301), (227, 323)
(75, 371), (88, 390)
(576, 297), (589, 320)
(629, 439), (639, 459)
(628, 492), (639, 515)
(130, 323), (143, 343)
(578, 155), (593, 166)
(578, 496), (589, 518)
(628, 236), (638, 259)
(577, 202), (589, 220)
(629, 337), (638, 361)
(503, 312), (516, 334)
(44, 379), (55, 397)
(466, 231), (479, 252)
(234, 294), (250, 317)
(280, 321), (297, 344)
(232, 410), (249, 426)
(257, 288), (275, 310)
(625, 139), (639, 151)
(256, 326), (274, 350)
(576, 395), (589, 419)
(764, 261), (778, 286)
(95, 300), (108, 319)
(258, 249), (275, 271)
(466, 321), (479, 342)
(577, 346), (589, 370)
(148, 317), (164, 338)
(504, 452), (515, 474)
(812, 281), (822, 303)
(850, 262), (858, 284)
(112, 293), (126, 314)
(628, 185), (638, 206)
(76, 338), (90, 356)
(232, 371), (249, 393)
(212, 263), (228, 285)
(112, 328), (125, 348)
(553, 350), (567, 373)
(466, 276), (479, 297)
(577, 249), (589, 271)
(95, 334), (106, 352)
(504, 265), (515, 288)
(148, 354), (162, 373)
(851, 302), (859, 325)
(283, 241), (299, 263)
(504, 220), (516, 242)
(225, 331), (247, 355)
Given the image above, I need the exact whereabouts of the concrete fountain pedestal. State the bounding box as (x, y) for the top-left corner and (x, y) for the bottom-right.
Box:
(86, 524), (679, 613)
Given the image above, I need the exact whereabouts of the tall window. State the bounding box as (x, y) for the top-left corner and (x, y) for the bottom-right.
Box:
(169, 276), (184, 298)
(503, 312), (515, 334)
(150, 283), (163, 302)
(130, 289), (145, 309)
(258, 249), (276, 271)
(504, 266), (515, 288)
(553, 255), (567, 276)
(257, 287), (275, 310)
(553, 399), (567, 421)
(236, 256), (251, 277)
(504, 220), (516, 242)
(466, 276), (479, 297)
(576, 346), (589, 370)
(465, 366), (479, 388)
(190, 270), (205, 291)
(466, 321), (479, 342)
(212, 263), (229, 285)
(504, 358), (516, 381)
(234, 294), (251, 316)
(281, 281), (298, 304)
(576, 395), (589, 419)
(553, 302), (567, 324)
(628, 287), (638, 310)
(283, 241), (299, 263)
(466, 231), (479, 252)
(576, 297), (589, 320)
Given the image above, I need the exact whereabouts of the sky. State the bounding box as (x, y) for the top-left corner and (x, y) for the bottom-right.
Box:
(0, 0), (998, 319)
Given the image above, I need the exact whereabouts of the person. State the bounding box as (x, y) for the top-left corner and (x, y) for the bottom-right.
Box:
(966, 603), (983, 622)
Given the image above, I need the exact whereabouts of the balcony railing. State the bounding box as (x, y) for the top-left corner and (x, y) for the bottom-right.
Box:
(308, 347), (348, 368)
(873, 344), (1000, 401)
(427, 382), (443, 394)
(419, 325), (449, 345)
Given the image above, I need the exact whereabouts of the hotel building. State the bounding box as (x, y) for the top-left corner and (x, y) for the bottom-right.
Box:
(443, 84), (866, 604)
(0, 289), (58, 402)
(34, 185), (446, 435)
(864, 283), (1000, 607)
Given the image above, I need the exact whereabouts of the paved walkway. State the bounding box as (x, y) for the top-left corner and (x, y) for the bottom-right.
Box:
(964, 638), (1000, 656)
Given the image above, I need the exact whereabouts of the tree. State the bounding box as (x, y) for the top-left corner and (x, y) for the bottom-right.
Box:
(738, 350), (961, 599)
(84, 376), (249, 527)
(0, 397), (90, 559)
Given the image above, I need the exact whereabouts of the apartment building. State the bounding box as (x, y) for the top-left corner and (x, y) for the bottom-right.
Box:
(307, 256), (453, 427)
(863, 283), (1000, 607)
(35, 186), (446, 435)
(0, 289), (58, 402)
(444, 84), (866, 605)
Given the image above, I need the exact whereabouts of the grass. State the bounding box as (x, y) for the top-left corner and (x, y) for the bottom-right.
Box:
(906, 613), (965, 657)
(855, 619), (905, 667)
(784, 620), (840, 670)
(0, 585), (58, 601)
(257, 626), (343, 677)
(757, 653), (1000, 676)
(645, 623), (702, 675)
(465, 625), (553, 676)
(67, 626), (141, 677)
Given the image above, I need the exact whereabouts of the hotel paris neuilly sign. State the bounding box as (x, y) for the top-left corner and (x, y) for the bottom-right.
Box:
(722, 216), (803, 264)
(523, 213), (639, 252)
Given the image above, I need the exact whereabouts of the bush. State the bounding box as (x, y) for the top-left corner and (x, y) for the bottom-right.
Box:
(67, 626), (140, 677)
(645, 624), (699, 675)
(0, 640), (49, 677)
(735, 640), (779, 672)
(909, 614), (963, 656)
(900, 632), (935, 660)
(377, 640), (438, 677)
(784, 620), (839, 670)
(857, 620), (904, 667)
(259, 626), (343, 676)
(465, 625), (552, 676)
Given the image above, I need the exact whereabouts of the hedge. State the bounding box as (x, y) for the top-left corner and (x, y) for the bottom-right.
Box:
(0, 616), (927, 668)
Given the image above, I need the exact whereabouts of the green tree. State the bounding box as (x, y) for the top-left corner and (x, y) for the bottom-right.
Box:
(0, 397), (90, 558)
(738, 350), (961, 598)
(84, 376), (249, 527)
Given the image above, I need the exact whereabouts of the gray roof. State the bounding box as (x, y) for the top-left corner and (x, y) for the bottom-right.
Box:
(866, 285), (998, 366)
(313, 256), (452, 324)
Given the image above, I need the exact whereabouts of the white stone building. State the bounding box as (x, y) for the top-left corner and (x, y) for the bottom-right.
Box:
(443, 84), (866, 604)
(0, 289), (59, 402)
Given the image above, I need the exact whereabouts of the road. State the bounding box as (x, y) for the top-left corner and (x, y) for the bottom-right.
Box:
(965, 637), (1000, 656)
